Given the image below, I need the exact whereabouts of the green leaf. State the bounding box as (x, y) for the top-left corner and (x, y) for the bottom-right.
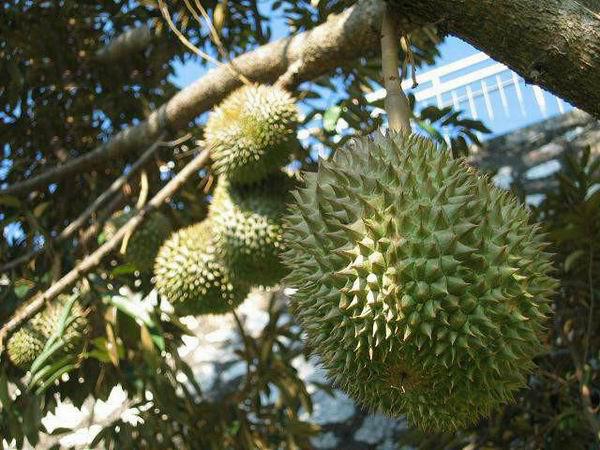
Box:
(33, 202), (50, 218)
(111, 263), (137, 276)
(420, 105), (452, 122)
(48, 427), (74, 436)
(34, 362), (78, 395)
(323, 106), (342, 132)
(564, 249), (585, 272)
(0, 368), (11, 408)
(0, 195), (21, 209)
(22, 396), (41, 446)
(457, 118), (491, 133)
(14, 279), (34, 299)
(108, 294), (155, 328)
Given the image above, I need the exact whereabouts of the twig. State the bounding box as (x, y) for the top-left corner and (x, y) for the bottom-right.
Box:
(401, 34), (418, 88)
(135, 170), (150, 211)
(181, 0), (237, 75)
(184, 0), (226, 59)
(0, 147), (210, 352)
(380, 4), (411, 132)
(160, 133), (193, 147)
(121, 169), (150, 254)
(78, 188), (129, 253)
(275, 59), (304, 91)
(0, 137), (165, 274)
(157, 0), (250, 86)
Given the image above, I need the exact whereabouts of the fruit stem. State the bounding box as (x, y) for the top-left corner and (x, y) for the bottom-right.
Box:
(380, 5), (411, 132)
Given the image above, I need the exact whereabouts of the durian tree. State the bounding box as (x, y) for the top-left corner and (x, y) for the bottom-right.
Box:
(1, 1), (600, 449)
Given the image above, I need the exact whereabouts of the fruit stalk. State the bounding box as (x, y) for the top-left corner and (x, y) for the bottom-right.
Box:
(380, 5), (411, 132)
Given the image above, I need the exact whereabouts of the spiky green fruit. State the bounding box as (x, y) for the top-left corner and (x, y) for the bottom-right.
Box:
(210, 174), (291, 287)
(153, 221), (249, 315)
(7, 296), (89, 370)
(282, 132), (556, 431)
(205, 84), (299, 185)
(104, 210), (172, 272)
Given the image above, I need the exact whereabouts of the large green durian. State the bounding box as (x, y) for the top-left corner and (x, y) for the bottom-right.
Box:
(205, 84), (299, 185)
(7, 296), (89, 370)
(282, 132), (556, 431)
(153, 221), (249, 315)
(210, 174), (291, 287)
(104, 210), (172, 272)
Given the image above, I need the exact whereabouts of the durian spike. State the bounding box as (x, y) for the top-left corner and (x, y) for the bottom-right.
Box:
(380, 5), (411, 132)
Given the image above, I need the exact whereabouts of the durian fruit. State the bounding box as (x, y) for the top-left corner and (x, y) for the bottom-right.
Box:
(153, 221), (249, 316)
(6, 326), (46, 370)
(205, 84), (299, 185)
(104, 210), (172, 272)
(210, 174), (291, 287)
(7, 296), (89, 371)
(282, 132), (556, 431)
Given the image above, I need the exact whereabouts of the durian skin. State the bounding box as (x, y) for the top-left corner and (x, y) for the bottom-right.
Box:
(104, 211), (172, 272)
(7, 296), (89, 371)
(205, 84), (299, 185)
(210, 174), (291, 287)
(153, 222), (249, 316)
(282, 132), (557, 431)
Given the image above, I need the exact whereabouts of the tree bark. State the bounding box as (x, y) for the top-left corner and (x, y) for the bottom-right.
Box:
(3, 0), (600, 196)
(388, 0), (600, 118)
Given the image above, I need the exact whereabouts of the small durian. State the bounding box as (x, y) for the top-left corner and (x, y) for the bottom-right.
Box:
(282, 132), (556, 431)
(205, 84), (299, 185)
(210, 174), (291, 287)
(7, 296), (89, 371)
(6, 326), (46, 371)
(153, 221), (249, 316)
(104, 210), (172, 272)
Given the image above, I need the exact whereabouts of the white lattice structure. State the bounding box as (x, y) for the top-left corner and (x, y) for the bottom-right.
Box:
(367, 52), (573, 137)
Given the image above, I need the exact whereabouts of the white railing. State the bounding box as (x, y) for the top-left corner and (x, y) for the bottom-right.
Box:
(366, 52), (573, 137)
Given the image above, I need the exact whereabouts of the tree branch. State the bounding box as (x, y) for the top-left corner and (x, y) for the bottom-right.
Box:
(0, 136), (165, 273)
(0, 147), (210, 352)
(387, 0), (600, 118)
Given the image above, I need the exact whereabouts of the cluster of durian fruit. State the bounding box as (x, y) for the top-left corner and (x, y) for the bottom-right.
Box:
(6, 84), (297, 372)
(153, 84), (298, 316)
(5, 79), (556, 435)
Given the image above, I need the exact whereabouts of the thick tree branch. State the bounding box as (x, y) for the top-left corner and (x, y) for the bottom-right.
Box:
(0, 148), (210, 352)
(387, 0), (600, 118)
